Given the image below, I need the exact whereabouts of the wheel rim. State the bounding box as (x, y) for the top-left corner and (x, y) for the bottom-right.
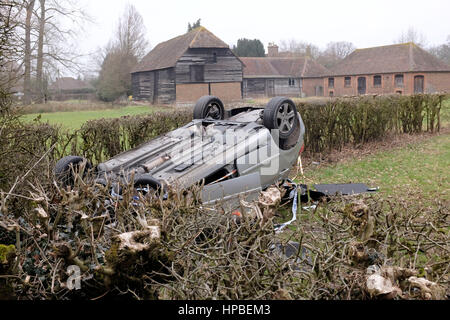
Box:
(134, 184), (158, 198)
(276, 102), (295, 134)
(204, 102), (222, 120)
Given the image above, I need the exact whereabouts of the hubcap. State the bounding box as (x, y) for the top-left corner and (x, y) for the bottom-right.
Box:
(276, 103), (295, 134)
(205, 102), (222, 120)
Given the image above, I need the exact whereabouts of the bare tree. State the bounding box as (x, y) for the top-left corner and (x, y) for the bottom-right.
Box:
(317, 41), (356, 68)
(0, 1), (24, 92)
(428, 35), (450, 66)
(35, 0), (45, 102)
(116, 3), (149, 60)
(23, 0), (35, 105)
(33, 0), (92, 103)
(96, 4), (149, 102)
(1, 0), (91, 104)
(279, 39), (320, 59)
(395, 26), (427, 47)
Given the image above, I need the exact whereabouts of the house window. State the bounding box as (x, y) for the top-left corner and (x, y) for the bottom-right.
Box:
(344, 77), (351, 87)
(396, 90), (402, 95)
(395, 74), (404, 87)
(190, 65), (204, 82)
(288, 78), (295, 87)
(328, 77), (334, 88)
(213, 52), (217, 63)
(329, 91), (334, 97)
(373, 75), (382, 87)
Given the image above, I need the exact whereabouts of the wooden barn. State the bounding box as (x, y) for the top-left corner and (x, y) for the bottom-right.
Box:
(131, 27), (244, 104)
(241, 56), (330, 98)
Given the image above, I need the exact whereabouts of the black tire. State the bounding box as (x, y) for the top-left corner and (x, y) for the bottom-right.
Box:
(193, 95), (225, 120)
(263, 97), (298, 139)
(134, 174), (163, 196)
(54, 156), (91, 187)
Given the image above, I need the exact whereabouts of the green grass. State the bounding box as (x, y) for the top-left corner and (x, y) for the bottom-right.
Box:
(301, 132), (450, 203)
(22, 105), (167, 130)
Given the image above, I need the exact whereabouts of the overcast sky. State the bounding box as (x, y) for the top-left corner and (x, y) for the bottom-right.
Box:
(73, 0), (449, 75)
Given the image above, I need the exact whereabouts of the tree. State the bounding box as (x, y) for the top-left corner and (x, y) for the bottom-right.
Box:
(23, 0), (35, 105)
(116, 4), (149, 60)
(232, 38), (265, 57)
(394, 27), (427, 48)
(428, 35), (450, 66)
(96, 4), (149, 102)
(0, 1), (23, 92)
(97, 45), (135, 102)
(317, 41), (355, 68)
(35, 0), (45, 103)
(33, 0), (91, 103)
(279, 39), (320, 59)
(0, 0), (91, 104)
(187, 19), (201, 32)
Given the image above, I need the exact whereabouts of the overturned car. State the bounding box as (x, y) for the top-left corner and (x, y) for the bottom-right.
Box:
(55, 96), (305, 211)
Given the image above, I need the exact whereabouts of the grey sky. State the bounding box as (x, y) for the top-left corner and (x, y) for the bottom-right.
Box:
(74, 0), (449, 73)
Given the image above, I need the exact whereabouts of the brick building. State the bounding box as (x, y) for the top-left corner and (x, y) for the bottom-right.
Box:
(131, 27), (244, 104)
(324, 42), (450, 97)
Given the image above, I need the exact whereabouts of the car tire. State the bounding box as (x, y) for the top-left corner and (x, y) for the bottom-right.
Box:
(193, 95), (225, 120)
(263, 97), (298, 140)
(54, 156), (92, 187)
(134, 174), (163, 195)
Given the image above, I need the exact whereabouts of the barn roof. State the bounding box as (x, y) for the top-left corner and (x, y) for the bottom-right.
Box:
(240, 57), (329, 78)
(49, 77), (94, 91)
(132, 27), (230, 73)
(330, 42), (450, 76)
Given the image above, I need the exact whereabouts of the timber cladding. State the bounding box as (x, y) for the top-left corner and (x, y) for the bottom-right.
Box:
(131, 27), (244, 104)
(241, 57), (330, 98)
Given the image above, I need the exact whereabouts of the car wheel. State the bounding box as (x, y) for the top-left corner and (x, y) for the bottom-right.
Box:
(133, 174), (163, 196)
(193, 95), (225, 120)
(54, 156), (91, 187)
(263, 97), (298, 139)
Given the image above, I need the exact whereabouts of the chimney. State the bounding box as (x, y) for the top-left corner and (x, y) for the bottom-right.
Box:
(268, 42), (279, 57)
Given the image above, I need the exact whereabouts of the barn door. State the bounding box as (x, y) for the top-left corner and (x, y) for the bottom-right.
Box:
(414, 75), (424, 93)
(266, 80), (275, 97)
(357, 77), (366, 95)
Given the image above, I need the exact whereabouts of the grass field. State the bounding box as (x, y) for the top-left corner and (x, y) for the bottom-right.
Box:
(300, 131), (450, 204)
(21, 105), (167, 130)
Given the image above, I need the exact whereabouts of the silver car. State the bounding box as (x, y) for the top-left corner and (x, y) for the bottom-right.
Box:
(55, 96), (305, 211)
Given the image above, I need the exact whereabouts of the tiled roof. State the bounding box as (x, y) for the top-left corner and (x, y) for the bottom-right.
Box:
(330, 43), (450, 76)
(132, 27), (230, 73)
(49, 77), (94, 91)
(241, 57), (329, 78)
